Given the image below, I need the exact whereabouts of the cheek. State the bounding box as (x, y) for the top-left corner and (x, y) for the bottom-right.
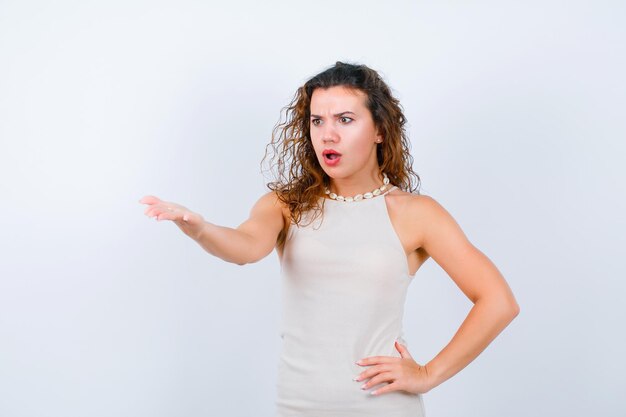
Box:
(310, 139), (323, 156)
(309, 129), (321, 148)
(355, 147), (372, 162)
(350, 135), (375, 159)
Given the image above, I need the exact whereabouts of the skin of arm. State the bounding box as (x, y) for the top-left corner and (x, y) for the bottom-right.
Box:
(139, 191), (288, 265)
(414, 195), (521, 391)
(192, 191), (285, 265)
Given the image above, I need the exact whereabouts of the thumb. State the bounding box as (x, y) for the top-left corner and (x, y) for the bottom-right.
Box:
(395, 340), (413, 359)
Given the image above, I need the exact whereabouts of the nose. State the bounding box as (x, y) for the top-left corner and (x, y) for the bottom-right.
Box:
(321, 124), (339, 143)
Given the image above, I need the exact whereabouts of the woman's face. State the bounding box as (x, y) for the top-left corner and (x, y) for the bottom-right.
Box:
(309, 86), (382, 179)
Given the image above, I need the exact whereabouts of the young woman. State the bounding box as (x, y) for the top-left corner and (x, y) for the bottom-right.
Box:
(139, 61), (520, 416)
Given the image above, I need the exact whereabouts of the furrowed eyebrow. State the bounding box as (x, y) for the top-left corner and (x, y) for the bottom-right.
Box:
(310, 111), (356, 118)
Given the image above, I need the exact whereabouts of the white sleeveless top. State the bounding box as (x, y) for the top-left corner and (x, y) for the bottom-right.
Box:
(276, 185), (426, 416)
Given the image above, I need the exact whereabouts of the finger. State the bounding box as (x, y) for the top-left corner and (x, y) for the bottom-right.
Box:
(357, 356), (395, 366)
(355, 363), (394, 382)
(145, 207), (161, 217)
(159, 209), (189, 222)
(147, 206), (171, 219)
(144, 202), (170, 216)
(395, 340), (413, 359)
(361, 371), (394, 392)
(156, 212), (176, 221)
(139, 195), (161, 205)
(146, 204), (174, 217)
(145, 204), (191, 222)
(370, 380), (400, 396)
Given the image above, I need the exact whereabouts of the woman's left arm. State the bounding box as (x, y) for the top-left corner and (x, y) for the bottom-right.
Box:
(417, 195), (520, 391)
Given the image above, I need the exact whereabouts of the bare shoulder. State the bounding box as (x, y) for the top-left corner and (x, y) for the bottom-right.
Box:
(386, 187), (441, 219)
(254, 190), (290, 218)
(387, 186), (434, 205)
(399, 189), (469, 253)
(240, 190), (288, 238)
(252, 189), (282, 207)
(386, 187), (453, 248)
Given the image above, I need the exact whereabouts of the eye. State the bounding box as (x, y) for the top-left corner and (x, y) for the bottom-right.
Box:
(340, 117), (353, 124)
(311, 118), (321, 126)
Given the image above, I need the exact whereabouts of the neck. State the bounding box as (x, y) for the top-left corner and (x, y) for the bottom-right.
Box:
(327, 170), (386, 197)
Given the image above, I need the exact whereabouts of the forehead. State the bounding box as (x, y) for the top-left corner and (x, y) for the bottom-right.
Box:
(310, 86), (367, 111)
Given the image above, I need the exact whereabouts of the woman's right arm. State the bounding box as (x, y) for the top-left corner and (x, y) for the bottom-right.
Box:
(140, 191), (286, 265)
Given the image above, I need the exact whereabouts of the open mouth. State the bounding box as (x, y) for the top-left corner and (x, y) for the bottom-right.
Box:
(323, 150), (342, 160)
(322, 151), (342, 165)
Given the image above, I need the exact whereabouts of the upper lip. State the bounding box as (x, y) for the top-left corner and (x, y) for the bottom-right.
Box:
(323, 149), (342, 156)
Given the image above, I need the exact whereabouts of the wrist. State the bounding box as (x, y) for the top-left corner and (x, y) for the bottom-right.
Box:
(190, 220), (207, 241)
(424, 361), (443, 391)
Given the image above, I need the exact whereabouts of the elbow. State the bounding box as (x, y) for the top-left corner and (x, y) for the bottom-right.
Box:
(477, 294), (520, 320)
(234, 257), (259, 266)
(231, 254), (251, 266)
(235, 254), (257, 266)
(500, 298), (520, 322)
(236, 255), (261, 266)
(240, 247), (273, 266)
(232, 246), (261, 266)
(510, 301), (521, 318)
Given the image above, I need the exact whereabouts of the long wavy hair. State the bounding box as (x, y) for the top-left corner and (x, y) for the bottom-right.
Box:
(261, 61), (421, 247)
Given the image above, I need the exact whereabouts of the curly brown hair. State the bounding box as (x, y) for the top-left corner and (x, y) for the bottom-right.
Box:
(260, 61), (421, 247)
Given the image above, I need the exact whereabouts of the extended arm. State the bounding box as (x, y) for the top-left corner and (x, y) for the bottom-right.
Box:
(140, 191), (285, 266)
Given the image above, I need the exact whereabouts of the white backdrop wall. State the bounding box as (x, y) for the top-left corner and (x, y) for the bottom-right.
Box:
(1, 1), (624, 416)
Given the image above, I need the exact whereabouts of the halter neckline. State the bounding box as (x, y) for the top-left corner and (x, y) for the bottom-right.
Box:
(321, 185), (398, 202)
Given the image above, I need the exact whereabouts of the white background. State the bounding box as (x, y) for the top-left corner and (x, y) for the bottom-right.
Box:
(1, 1), (624, 416)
